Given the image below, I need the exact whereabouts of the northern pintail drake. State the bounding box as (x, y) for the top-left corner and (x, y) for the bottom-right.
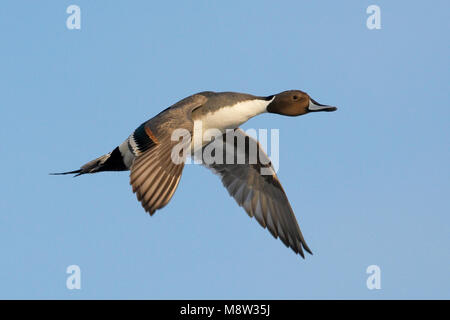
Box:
(54, 90), (337, 258)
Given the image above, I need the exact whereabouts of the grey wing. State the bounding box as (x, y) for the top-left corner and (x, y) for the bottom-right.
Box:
(130, 94), (207, 215)
(201, 128), (312, 257)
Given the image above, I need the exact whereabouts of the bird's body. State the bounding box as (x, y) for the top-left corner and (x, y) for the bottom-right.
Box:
(54, 90), (337, 258)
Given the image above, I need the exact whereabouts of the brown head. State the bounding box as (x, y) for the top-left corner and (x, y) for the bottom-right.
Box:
(266, 90), (337, 116)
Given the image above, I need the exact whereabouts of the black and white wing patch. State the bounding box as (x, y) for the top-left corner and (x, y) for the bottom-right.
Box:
(202, 128), (312, 257)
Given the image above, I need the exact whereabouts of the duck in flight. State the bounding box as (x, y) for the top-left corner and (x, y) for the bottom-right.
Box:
(54, 90), (337, 258)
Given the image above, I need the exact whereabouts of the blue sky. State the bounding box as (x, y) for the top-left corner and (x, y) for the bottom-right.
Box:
(0, 1), (449, 299)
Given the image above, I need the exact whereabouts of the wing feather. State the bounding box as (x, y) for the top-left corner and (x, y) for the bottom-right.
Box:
(129, 94), (206, 215)
(202, 128), (312, 257)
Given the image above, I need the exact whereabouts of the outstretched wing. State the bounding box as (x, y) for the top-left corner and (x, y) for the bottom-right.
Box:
(201, 128), (312, 257)
(130, 94), (207, 215)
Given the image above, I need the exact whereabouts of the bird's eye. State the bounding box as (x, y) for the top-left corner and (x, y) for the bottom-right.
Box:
(293, 95), (298, 100)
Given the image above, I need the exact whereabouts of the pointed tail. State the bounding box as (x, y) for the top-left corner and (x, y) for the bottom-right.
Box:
(51, 147), (127, 177)
(49, 169), (83, 177)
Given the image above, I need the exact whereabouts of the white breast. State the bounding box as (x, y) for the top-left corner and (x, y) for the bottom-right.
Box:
(190, 98), (273, 153)
(198, 98), (272, 133)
